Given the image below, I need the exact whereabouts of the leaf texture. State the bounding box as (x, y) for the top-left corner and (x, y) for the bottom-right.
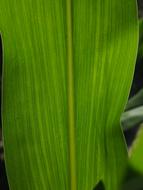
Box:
(0, 0), (138, 190)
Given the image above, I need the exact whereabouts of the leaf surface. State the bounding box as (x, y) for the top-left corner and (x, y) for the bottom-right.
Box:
(0, 0), (138, 190)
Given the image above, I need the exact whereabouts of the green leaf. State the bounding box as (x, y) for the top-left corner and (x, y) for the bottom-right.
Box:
(121, 89), (143, 130)
(121, 106), (143, 130)
(129, 125), (143, 174)
(125, 89), (143, 111)
(0, 0), (138, 190)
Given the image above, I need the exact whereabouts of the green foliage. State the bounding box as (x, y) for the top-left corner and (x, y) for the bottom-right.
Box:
(121, 106), (143, 130)
(129, 126), (143, 174)
(121, 18), (143, 189)
(121, 89), (143, 130)
(0, 0), (138, 190)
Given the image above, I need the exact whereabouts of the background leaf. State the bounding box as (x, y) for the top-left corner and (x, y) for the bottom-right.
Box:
(129, 125), (143, 174)
(0, 0), (138, 190)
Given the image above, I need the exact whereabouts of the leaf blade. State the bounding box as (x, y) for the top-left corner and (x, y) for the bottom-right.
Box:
(0, 0), (139, 190)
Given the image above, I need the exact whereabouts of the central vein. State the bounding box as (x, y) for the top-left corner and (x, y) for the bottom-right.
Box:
(66, 0), (77, 189)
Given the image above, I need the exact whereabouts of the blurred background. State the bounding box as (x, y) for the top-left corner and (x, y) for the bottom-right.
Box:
(0, 1), (143, 189)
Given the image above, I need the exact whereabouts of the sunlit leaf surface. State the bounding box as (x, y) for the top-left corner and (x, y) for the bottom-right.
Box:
(0, 0), (138, 190)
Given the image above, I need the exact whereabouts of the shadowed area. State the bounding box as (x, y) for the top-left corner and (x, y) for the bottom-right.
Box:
(0, 35), (9, 190)
(93, 180), (105, 190)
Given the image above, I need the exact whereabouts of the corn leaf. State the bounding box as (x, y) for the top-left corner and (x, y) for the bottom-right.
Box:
(0, 0), (138, 190)
(125, 89), (143, 111)
(129, 125), (143, 174)
(121, 106), (143, 130)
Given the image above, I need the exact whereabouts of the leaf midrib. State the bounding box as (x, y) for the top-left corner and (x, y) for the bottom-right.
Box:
(66, 0), (77, 189)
